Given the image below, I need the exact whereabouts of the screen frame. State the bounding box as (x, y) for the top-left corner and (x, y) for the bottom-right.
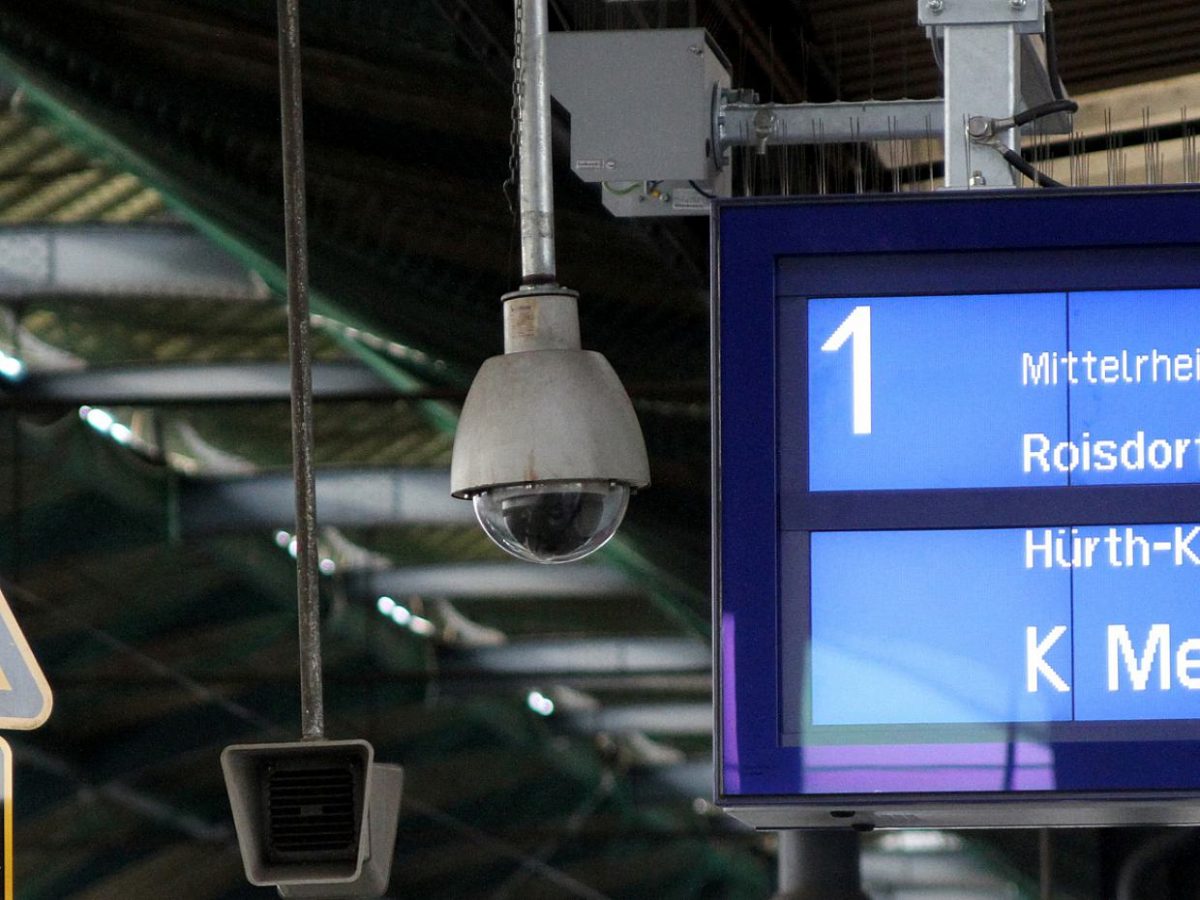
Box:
(712, 186), (1200, 829)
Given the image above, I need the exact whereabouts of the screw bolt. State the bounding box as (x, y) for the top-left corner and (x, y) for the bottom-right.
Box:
(927, 0), (945, 12)
(1010, 0), (1027, 9)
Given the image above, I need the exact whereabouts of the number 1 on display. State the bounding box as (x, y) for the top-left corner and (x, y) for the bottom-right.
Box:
(821, 305), (873, 435)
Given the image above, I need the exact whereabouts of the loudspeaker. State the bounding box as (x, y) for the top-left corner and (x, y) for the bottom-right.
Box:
(221, 739), (402, 898)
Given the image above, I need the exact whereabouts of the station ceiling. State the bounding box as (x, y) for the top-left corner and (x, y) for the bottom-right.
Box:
(0, 1), (1194, 897)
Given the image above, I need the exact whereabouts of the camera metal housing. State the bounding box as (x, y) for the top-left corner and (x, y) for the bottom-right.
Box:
(451, 287), (650, 563)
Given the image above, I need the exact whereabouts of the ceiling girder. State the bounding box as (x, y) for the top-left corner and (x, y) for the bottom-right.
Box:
(4, 360), (399, 406)
(567, 702), (712, 735)
(177, 467), (472, 535)
(440, 637), (711, 676)
(0, 222), (265, 300)
(346, 561), (642, 601)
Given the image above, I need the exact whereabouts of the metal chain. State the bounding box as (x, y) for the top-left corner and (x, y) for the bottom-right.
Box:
(503, 0), (524, 216)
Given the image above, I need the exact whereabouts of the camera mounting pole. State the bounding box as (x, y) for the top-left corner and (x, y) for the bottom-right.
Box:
(505, 0), (579, 359)
(517, 0), (557, 286)
(449, 0), (650, 565)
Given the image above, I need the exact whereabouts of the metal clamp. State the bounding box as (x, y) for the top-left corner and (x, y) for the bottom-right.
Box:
(967, 115), (1009, 143)
(967, 98), (1078, 144)
(918, 0), (1045, 31)
(711, 86), (757, 170)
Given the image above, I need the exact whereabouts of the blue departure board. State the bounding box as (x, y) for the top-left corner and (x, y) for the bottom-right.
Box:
(810, 524), (1200, 726)
(714, 189), (1200, 829)
(798, 289), (1200, 491)
(800, 289), (1200, 726)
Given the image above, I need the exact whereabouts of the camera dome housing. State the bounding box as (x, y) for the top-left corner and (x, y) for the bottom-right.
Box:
(472, 480), (630, 564)
(450, 289), (650, 564)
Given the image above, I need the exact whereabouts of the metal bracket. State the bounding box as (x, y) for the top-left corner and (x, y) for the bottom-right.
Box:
(552, 4), (1071, 211)
(919, 0), (1045, 32)
(715, 94), (944, 163)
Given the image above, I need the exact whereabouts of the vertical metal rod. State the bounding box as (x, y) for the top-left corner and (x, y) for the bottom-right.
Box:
(940, 23), (1021, 188)
(1039, 827), (1053, 899)
(277, 0), (324, 741)
(518, 0), (558, 285)
(774, 830), (868, 900)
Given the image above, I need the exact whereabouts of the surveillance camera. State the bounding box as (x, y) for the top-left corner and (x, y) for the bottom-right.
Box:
(451, 288), (650, 564)
(471, 479), (630, 564)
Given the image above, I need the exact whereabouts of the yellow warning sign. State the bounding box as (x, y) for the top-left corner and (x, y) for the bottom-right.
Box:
(0, 737), (11, 899)
(0, 588), (50, 730)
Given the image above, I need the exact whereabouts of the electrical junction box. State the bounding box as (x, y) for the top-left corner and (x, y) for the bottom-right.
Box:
(547, 29), (731, 217)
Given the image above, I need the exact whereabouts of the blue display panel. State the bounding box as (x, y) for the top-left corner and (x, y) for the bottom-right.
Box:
(1070, 290), (1200, 486)
(800, 292), (1068, 490)
(798, 288), (1200, 491)
(807, 525), (1200, 727)
(715, 189), (1200, 819)
(808, 528), (1073, 726)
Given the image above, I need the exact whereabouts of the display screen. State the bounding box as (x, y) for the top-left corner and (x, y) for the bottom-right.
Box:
(797, 289), (1200, 491)
(715, 189), (1200, 818)
(793, 288), (1200, 727)
(809, 524), (1200, 726)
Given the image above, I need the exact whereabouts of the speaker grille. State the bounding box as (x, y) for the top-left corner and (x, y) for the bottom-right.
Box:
(264, 759), (363, 863)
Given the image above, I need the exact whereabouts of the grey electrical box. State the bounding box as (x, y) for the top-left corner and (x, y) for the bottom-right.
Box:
(547, 29), (731, 216)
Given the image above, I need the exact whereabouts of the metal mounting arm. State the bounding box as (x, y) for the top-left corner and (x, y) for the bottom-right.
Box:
(551, 3), (1071, 211)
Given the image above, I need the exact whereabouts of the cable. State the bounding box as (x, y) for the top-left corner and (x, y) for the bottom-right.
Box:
(688, 179), (717, 199)
(1044, 6), (1064, 101)
(971, 97), (1078, 189)
(999, 146), (1066, 188)
(1013, 98), (1078, 128)
(602, 181), (642, 196)
(967, 103), (1076, 146)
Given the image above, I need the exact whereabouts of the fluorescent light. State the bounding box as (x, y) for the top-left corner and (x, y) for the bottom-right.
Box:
(0, 352), (24, 379)
(408, 615), (435, 636)
(84, 407), (115, 432)
(877, 830), (963, 854)
(79, 406), (136, 447)
(108, 422), (133, 445)
(527, 690), (555, 716)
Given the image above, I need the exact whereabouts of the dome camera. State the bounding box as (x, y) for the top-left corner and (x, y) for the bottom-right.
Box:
(451, 288), (650, 564)
(472, 480), (630, 564)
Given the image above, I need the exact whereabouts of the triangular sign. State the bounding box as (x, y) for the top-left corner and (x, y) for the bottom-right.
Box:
(0, 587), (51, 729)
